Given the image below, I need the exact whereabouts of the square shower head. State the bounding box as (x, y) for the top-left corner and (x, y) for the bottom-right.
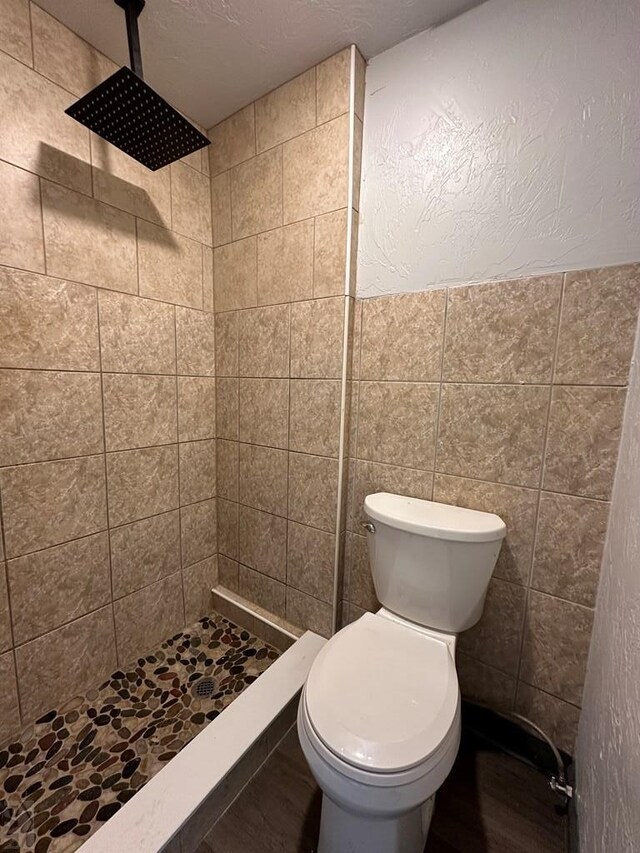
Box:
(65, 66), (210, 171)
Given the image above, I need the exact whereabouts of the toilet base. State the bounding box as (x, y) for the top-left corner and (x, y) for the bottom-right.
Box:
(317, 792), (435, 853)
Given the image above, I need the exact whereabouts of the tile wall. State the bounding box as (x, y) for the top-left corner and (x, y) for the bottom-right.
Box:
(209, 48), (364, 637)
(344, 265), (640, 752)
(0, 2), (216, 741)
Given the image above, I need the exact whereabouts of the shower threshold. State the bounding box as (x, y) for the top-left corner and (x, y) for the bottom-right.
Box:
(0, 611), (281, 853)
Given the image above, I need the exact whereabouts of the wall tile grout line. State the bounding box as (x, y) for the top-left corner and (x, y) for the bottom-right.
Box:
(95, 284), (120, 670)
(173, 306), (188, 632)
(431, 287), (449, 486)
(512, 271), (567, 704)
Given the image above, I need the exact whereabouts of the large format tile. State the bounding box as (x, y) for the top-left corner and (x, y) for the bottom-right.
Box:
(239, 379), (289, 448)
(283, 115), (349, 222)
(7, 533), (111, 644)
(98, 290), (176, 374)
(287, 522), (335, 603)
(15, 606), (117, 721)
(238, 305), (290, 378)
(0, 652), (20, 745)
(217, 440), (239, 501)
(218, 555), (239, 591)
(171, 161), (212, 245)
(351, 460), (433, 530)
(183, 556), (218, 623)
(360, 291), (446, 381)
(0, 369), (103, 465)
(238, 506), (287, 581)
(216, 378), (239, 440)
(176, 308), (216, 376)
(208, 105), (256, 176)
(437, 384), (549, 487)
(433, 475), (537, 586)
(214, 238), (258, 312)
(238, 565), (286, 618)
(313, 209), (347, 298)
(0, 569), (11, 653)
(217, 498), (239, 560)
(178, 377), (216, 441)
(103, 373), (177, 451)
(215, 312), (238, 376)
(457, 579), (527, 676)
(230, 147), (283, 239)
(257, 220), (314, 305)
(515, 683), (580, 754)
(520, 590), (594, 705)
(0, 159), (44, 273)
(531, 492), (608, 607)
(138, 219), (203, 309)
(316, 48), (351, 124)
(211, 171), (232, 246)
(288, 452), (339, 532)
(290, 297), (345, 378)
(443, 276), (561, 383)
(92, 136), (171, 226)
(203, 246), (214, 312)
(106, 445), (179, 527)
(114, 574), (183, 664)
(42, 181), (137, 292)
(110, 510), (181, 598)
(554, 264), (640, 385)
(543, 386), (626, 500)
(0, 270), (99, 370)
(357, 381), (438, 470)
(289, 379), (341, 457)
(238, 444), (288, 516)
(286, 588), (332, 638)
(0, 51), (91, 195)
(0, 456), (107, 558)
(0, 0), (32, 64)
(456, 654), (516, 713)
(180, 440), (216, 505)
(255, 69), (316, 152)
(31, 4), (115, 96)
(181, 499), (217, 567)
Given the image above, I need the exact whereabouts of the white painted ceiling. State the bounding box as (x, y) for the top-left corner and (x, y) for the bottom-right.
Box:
(35, 0), (483, 129)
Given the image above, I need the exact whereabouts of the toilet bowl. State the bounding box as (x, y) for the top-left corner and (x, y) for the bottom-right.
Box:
(298, 609), (461, 853)
(298, 493), (506, 853)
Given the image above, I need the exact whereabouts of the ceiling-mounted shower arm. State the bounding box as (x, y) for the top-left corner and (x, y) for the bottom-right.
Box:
(115, 0), (146, 79)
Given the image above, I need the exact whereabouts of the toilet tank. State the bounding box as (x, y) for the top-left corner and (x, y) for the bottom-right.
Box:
(363, 493), (506, 633)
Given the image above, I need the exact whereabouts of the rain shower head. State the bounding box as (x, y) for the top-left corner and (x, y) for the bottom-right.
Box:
(65, 0), (209, 171)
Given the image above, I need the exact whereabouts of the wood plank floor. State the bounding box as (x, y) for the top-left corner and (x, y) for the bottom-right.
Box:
(199, 729), (567, 853)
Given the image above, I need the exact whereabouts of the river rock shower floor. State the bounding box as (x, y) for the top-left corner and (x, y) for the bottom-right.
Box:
(0, 612), (279, 853)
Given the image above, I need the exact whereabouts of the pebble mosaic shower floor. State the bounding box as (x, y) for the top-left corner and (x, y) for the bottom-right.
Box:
(0, 612), (280, 853)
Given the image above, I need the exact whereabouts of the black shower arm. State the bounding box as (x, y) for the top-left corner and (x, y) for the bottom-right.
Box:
(115, 0), (146, 79)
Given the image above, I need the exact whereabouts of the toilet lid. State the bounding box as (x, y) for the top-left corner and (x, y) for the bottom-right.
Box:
(305, 613), (459, 773)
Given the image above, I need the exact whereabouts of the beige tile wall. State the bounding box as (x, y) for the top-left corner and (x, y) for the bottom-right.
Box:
(0, 3), (216, 741)
(344, 265), (640, 753)
(210, 47), (364, 639)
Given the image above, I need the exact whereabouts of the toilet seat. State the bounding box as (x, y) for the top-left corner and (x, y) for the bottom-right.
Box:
(304, 612), (459, 776)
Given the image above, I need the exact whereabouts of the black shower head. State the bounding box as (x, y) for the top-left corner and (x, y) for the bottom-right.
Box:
(65, 0), (209, 171)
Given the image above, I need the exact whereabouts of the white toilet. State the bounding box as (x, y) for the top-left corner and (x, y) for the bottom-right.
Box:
(297, 492), (506, 853)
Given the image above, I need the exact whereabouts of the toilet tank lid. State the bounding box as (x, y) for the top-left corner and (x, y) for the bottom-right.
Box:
(364, 493), (506, 542)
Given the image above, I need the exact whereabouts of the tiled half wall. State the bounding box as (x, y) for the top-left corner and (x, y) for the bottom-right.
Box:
(344, 264), (640, 753)
(0, 2), (216, 742)
(210, 47), (365, 637)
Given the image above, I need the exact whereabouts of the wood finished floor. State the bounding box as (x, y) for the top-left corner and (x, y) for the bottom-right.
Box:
(199, 729), (568, 853)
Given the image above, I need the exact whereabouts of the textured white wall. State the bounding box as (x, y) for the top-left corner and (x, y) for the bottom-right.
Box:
(576, 315), (640, 850)
(357, 0), (640, 297)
